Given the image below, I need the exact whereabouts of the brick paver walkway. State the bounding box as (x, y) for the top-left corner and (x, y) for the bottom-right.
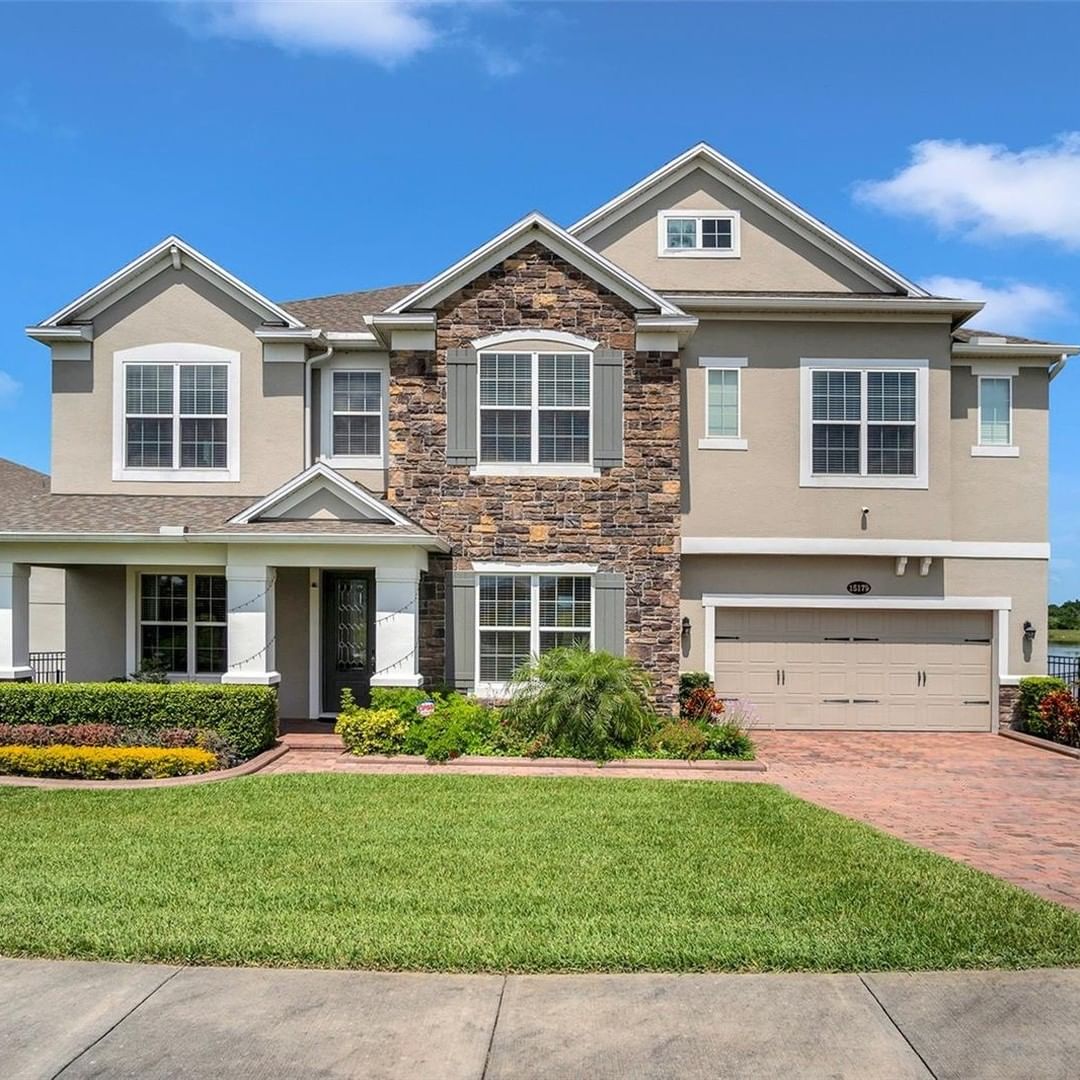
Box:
(268, 728), (1080, 909)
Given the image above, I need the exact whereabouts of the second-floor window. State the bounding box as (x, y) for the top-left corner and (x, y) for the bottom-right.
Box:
(658, 210), (740, 257)
(978, 376), (1012, 446)
(800, 360), (928, 489)
(479, 351), (591, 466)
(125, 363), (228, 471)
(332, 371), (383, 458)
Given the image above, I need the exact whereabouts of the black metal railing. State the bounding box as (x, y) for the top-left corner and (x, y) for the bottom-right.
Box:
(1047, 653), (1080, 689)
(28, 651), (65, 684)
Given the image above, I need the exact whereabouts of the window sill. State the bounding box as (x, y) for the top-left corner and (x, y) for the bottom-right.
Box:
(113, 468), (237, 483)
(971, 445), (1020, 458)
(800, 474), (928, 490)
(475, 682), (513, 700)
(319, 455), (385, 471)
(698, 437), (748, 451)
(470, 464), (601, 479)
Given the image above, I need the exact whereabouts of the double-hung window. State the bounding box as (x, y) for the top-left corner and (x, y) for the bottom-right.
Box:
(658, 210), (740, 257)
(801, 360), (928, 488)
(478, 351), (591, 469)
(139, 572), (227, 676)
(331, 370), (383, 461)
(477, 573), (593, 691)
(118, 345), (238, 481)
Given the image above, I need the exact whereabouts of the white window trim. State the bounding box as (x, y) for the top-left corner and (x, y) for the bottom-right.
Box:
(112, 343), (240, 482)
(475, 571), (595, 698)
(657, 209), (741, 259)
(125, 566), (228, 681)
(698, 356), (748, 450)
(972, 374), (1019, 457)
(318, 357), (388, 470)
(799, 358), (929, 490)
(475, 344), (595, 477)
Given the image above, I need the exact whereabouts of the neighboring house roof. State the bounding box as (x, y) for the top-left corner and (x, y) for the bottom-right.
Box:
(0, 458), (50, 497)
(26, 236), (305, 339)
(953, 328), (1062, 346)
(385, 212), (686, 317)
(567, 142), (931, 298)
(280, 285), (421, 332)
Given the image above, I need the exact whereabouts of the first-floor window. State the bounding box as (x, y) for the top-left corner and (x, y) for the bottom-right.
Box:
(979, 376), (1012, 446)
(139, 572), (227, 675)
(478, 573), (593, 686)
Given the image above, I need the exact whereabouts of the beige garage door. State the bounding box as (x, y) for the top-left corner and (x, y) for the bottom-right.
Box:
(713, 609), (992, 731)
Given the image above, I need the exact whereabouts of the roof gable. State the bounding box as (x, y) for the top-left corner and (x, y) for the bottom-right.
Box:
(229, 463), (419, 527)
(569, 144), (928, 298)
(32, 236), (306, 331)
(387, 212), (684, 316)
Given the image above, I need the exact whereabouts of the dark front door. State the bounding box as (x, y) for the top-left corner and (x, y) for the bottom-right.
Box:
(322, 571), (375, 713)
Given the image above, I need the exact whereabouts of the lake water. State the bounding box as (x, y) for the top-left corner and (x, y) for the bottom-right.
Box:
(1049, 641), (1080, 658)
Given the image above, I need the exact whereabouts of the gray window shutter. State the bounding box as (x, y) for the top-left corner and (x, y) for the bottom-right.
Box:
(447, 571), (476, 691)
(592, 348), (624, 468)
(594, 572), (625, 656)
(446, 347), (478, 465)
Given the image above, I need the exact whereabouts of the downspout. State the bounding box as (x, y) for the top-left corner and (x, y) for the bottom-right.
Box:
(1049, 353), (1069, 381)
(304, 339), (333, 467)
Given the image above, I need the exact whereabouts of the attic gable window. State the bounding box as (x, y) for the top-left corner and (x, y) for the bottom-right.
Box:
(658, 210), (740, 258)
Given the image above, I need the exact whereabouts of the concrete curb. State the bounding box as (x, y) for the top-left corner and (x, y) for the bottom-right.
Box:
(0, 743), (290, 790)
(999, 727), (1080, 760)
(353, 753), (767, 773)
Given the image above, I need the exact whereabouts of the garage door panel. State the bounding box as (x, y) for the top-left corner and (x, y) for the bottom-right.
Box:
(712, 608), (992, 732)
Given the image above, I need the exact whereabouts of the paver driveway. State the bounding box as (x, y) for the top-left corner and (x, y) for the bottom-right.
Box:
(752, 731), (1080, 909)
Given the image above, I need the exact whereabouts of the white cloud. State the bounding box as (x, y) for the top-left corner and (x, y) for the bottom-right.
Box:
(0, 371), (21, 408)
(855, 134), (1080, 248)
(183, 1), (441, 67)
(921, 276), (1068, 334)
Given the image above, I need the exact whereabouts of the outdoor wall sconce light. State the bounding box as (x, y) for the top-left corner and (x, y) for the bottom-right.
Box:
(681, 616), (691, 643)
(1023, 620), (1037, 641)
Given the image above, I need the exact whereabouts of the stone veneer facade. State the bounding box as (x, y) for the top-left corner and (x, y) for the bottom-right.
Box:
(384, 242), (682, 709)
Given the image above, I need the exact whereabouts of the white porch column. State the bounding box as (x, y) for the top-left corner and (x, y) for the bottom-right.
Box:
(221, 563), (280, 685)
(0, 563), (32, 681)
(370, 567), (423, 688)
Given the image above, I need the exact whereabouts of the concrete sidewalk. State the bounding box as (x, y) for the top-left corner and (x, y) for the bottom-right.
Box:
(3, 959), (1079, 1079)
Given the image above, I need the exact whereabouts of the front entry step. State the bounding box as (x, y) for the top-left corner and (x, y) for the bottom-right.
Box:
(278, 731), (346, 753)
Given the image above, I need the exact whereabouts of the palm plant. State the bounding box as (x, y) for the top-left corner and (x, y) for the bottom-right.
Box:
(502, 645), (654, 760)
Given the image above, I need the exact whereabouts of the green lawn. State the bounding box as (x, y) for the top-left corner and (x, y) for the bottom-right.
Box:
(1048, 628), (1080, 644)
(1, 775), (1078, 972)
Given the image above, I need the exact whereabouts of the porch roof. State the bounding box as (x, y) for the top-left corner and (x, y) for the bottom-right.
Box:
(0, 488), (445, 547)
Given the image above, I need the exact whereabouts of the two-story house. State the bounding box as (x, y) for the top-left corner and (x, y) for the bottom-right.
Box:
(2, 144), (1074, 729)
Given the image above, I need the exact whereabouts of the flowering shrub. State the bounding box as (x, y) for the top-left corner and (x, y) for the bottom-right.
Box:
(335, 690), (409, 756)
(1017, 676), (1068, 734)
(681, 686), (725, 723)
(0, 745), (216, 779)
(1037, 690), (1080, 749)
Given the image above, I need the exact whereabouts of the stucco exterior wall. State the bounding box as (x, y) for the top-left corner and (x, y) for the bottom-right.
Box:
(681, 319), (956, 540)
(947, 366), (1049, 542)
(28, 566), (65, 654)
(52, 267), (305, 495)
(585, 167), (887, 293)
(274, 566), (310, 719)
(65, 565), (126, 681)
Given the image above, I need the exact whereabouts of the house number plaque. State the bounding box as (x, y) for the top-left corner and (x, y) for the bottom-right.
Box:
(846, 581), (872, 595)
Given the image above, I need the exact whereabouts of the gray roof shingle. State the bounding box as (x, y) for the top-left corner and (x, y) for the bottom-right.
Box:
(280, 285), (420, 332)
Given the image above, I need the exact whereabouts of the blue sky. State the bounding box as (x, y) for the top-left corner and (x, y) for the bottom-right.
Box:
(2, 1), (1078, 597)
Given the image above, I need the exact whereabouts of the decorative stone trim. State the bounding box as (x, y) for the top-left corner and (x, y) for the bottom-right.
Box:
(998, 684), (1021, 731)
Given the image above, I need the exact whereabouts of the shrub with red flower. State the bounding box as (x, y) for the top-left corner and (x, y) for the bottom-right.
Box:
(681, 686), (725, 723)
(1038, 690), (1080, 749)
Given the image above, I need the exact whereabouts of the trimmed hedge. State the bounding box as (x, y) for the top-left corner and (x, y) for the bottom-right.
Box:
(0, 745), (217, 779)
(0, 683), (277, 760)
